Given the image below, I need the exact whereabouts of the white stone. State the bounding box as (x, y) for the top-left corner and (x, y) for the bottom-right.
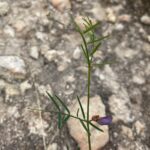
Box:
(30, 46), (39, 59)
(20, 80), (32, 95)
(67, 96), (109, 150)
(121, 125), (134, 140)
(0, 80), (5, 90)
(73, 47), (81, 59)
(0, 2), (10, 16)
(132, 75), (145, 85)
(0, 56), (26, 80)
(115, 23), (124, 31)
(108, 94), (133, 123)
(47, 143), (58, 150)
(141, 15), (150, 25)
(106, 8), (116, 23)
(134, 120), (145, 135)
(3, 25), (15, 37)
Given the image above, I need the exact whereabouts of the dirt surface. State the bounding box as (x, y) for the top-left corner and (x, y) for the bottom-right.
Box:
(0, 0), (150, 149)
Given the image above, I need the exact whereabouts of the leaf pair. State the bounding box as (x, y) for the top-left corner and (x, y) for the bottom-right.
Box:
(46, 92), (70, 129)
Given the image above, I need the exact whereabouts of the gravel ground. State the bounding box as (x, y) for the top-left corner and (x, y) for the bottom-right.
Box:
(0, 0), (150, 150)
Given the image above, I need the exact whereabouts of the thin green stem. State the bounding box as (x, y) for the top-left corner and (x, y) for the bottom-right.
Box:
(87, 62), (92, 150)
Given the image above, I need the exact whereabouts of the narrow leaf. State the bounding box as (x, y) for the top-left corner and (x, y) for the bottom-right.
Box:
(90, 42), (101, 56)
(92, 60), (116, 68)
(87, 35), (109, 44)
(83, 22), (100, 34)
(55, 95), (70, 114)
(58, 112), (62, 129)
(89, 121), (104, 132)
(76, 108), (80, 117)
(46, 92), (60, 111)
(79, 119), (90, 135)
(77, 96), (85, 119)
(63, 114), (70, 125)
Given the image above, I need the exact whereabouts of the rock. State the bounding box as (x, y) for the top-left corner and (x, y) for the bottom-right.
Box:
(115, 23), (124, 31)
(0, 79), (5, 91)
(141, 15), (150, 25)
(132, 75), (145, 85)
(67, 96), (109, 150)
(44, 50), (71, 71)
(118, 14), (131, 22)
(91, 3), (106, 21)
(37, 84), (53, 97)
(121, 125), (134, 140)
(108, 94), (133, 123)
(13, 20), (26, 32)
(47, 143), (58, 150)
(0, 2), (10, 16)
(143, 42), (150, 55)
(0, 56), (26, 81)
(73, 47), (81, 60)
(106, 8), (116, 23)
(50, 0), (71, 12)
(3, 25), (15, 37)
(29, 46), (39, 59)
(148, 35), (150, 42)
(20, 80), (32, 95)
(5, 83), (20, 101)
(134, 120), (145, 135)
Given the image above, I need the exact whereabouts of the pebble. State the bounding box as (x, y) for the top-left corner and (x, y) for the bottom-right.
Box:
(73, 47), (81, 59)
(29, 46), (39, 59)
(0, 79), (5, 91)
(67, 96), (109, 150)
(0, 2), (10, 16)
(108, 94), (133, 123)
(13, 20), (26, 32)
(0, 56), (26, 81)
(20, 80), (32, 95)
(132, 75), (145, 85)
(141, 15), (150, 25)
(134, 120), (145, 135)
(115, 23), (124, 31)
(3, 25), (15, 37)
(106, 8), (116, 23)
(118, 14), (131, 22)
(47, 143), (58, 150)
(143, 42), (150, 56)
(121, 125), (134, 140)
(50, 0), (71, 12)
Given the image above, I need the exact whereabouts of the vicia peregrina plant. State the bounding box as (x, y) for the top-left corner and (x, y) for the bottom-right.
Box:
(46, 17), (112, 150)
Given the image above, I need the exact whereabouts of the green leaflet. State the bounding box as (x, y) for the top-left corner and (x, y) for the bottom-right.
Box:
(77, 96), (86, 119)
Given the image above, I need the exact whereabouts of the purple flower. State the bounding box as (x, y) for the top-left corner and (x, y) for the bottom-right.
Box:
(97, 116), (112, 125)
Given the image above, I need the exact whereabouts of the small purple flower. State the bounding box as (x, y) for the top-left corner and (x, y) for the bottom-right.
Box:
(97, 116), (112, 125)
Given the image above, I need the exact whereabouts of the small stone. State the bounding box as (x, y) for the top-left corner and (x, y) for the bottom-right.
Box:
(50, 0), (71, 12)
(3, 25), (15, 37)
(115, 23), (124, 31)
(118, 14), (131, 22)
(20, 80), (32, 95)
(0, 80), (5, 91)
(143, 42), (150, 55)
(37, 84), (53, 97)
(148, 35), (150, 42)
(108, 95), (133, 123)
(73, 47), (81, 59)
(141, 15), (150, 25)
(132, 75), (145, 85)
(13, 20), (26, 32)
(67, 96), (109, 150)
(134, 120), (145, 135)
(106, 8), (116, 23)
(0, 56), (26, 81)
(5, 84), (20, 101)
(47, 143), (58, 150)
(0, 2), (10, 16)
(91, 3), (106, 21)
(121, 125), (134, 140)
(30, 46), (39, 59)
